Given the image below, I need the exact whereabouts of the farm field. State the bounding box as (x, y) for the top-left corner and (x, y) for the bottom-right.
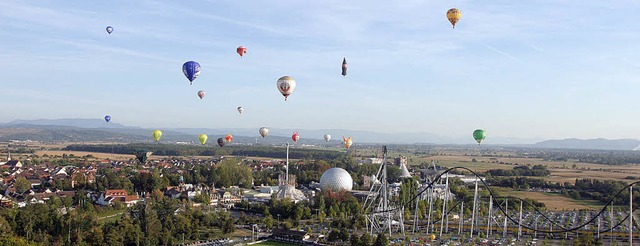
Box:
(489, 187), (602, 211)
(423, 155), (640, 183)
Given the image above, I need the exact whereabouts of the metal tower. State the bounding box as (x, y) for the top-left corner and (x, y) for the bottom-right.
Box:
(363, 146), (405, 236)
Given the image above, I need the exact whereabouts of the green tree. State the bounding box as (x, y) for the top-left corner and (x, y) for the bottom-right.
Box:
(373, 233), (389, 246)
(360, 233), (372, 246)
(14, 177), (31, 194)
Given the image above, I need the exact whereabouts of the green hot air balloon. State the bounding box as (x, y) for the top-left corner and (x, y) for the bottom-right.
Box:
(198, 134), (208, 145)
(152, 130), (163, 142)
(473, 129), (486, 144)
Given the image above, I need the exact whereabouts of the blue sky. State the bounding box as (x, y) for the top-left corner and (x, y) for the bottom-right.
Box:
(1, 0), (640, 141)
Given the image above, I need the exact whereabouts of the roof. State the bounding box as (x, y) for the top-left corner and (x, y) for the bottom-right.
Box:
(272, 228), (308, 237)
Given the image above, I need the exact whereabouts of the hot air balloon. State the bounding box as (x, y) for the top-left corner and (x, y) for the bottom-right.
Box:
(152, 130), (163, 142)
(104, 115), (111, 123)
(446, 8), (462, 28)
(237, 46), (247, 57)
(225, 134), (233, 143)
(324, 134), (331, 142)
(291, 132), (300, 142)
(217, 138), (225, 147)
(237, 107), (244, 114)
(276, 76), (296, 101)
(197, 90), (205, 99)
(259, 127), (269, 138)
(343, 136), (353, 149)
(473, 129), (486, 144)
(430, 234), (436, 241)
(106, 26), (113, 34)
(341, 57), (347, 76)
(182, 61), (201, 85)
(198, 134), (208, 145)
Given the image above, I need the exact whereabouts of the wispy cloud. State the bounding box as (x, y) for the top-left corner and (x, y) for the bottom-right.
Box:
(485, 45), (519, 61)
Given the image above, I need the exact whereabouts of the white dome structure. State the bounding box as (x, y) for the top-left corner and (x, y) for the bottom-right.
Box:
(320, 167), (353, 192)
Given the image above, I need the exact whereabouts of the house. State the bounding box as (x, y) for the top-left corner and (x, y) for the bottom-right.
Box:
(271, 229), (310, 244)
(97, 189), (139, 207)
(4, 160), (22, 168)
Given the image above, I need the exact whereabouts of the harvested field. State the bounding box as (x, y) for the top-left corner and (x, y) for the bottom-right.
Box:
(491, 188), (602, 211)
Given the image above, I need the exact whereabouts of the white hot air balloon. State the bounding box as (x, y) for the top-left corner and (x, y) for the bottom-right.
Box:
(324, 134), (331, 142)
(276, 76), (296, 101)
(259, 127), (269, 138)
(237, 107), (244, 114)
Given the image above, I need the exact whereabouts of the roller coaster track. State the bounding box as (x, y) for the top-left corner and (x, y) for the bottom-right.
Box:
(367, 166), (640, 235)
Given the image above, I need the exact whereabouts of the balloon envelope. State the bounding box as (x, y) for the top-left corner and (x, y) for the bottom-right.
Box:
(106, 26), (113, 34)
(292, 132), (300, 142)
(324, 134), (331, 142)
(259, 127), (269, 138)
(341, 57), (347, 76)
(276, 76), (296, 101)
(217, 138), (225, 147)
(104, 115), (111, 122)
(225, 134), (233, 143)
(343, 136), (353, 149)
(237, 107), (244, 114)
(237, 46), (247, 57)
(152, 130), (163, 142)
(446, 8), (462, 28)
(182, 61), (201, 85)
(198, 134), (208, 145)
(197, 90), (205, 99)
(473, 129), (486, 144)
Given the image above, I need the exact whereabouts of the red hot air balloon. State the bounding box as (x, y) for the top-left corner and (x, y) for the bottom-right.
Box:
(237, 46), (247, 57)
(197, 90), (205, 99)
(225, 134), (233, 142)
(292, 132), (300, 142)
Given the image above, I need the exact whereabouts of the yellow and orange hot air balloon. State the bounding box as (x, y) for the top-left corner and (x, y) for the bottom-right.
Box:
(342, 136), (353, 149)
(446, 8), (462, 28)
(225, 134), (233, 143)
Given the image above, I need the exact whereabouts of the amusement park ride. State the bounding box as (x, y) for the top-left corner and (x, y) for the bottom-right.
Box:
(363, 146), (640, 244)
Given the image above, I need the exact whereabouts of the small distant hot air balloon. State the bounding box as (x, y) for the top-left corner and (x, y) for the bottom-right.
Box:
(259, 127), (269, 138)
(446, 8), (462, 28)
(182, 61), (201, 85)
(473, 129), (486, 144)
(237, 107), (244, 114)
(430, 234), (436, 241)
(225, 134), (233, 143)
(237, 46), (247, 57)
(198, 134), (208, 145)
(106, 26), (113, 34)
(197, 90), (205, 99)
(341, 57), (347, 76)
(152, 130), (163, 142)
(324, 134), (331, 142)
(276, 76), (296, 101)
(291, 132), (300, 142)
(343, 136), (353, 149)
(104, 115), (111, 123)
(217, 138), (225, 147)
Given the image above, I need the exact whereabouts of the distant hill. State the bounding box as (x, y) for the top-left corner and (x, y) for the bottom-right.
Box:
(7, 118), (131, 129)
(0, 118), (541, 145)
(533, 138), (640, 150)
